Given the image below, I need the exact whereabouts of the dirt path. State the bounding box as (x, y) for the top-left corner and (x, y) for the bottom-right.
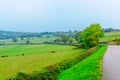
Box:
(103, 45), (120, 80)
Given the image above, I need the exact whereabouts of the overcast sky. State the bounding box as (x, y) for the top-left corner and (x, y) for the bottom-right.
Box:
(0, 0), (120, 32)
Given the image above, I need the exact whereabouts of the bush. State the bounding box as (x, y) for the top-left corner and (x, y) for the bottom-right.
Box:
(8, 46), (98, 80)
(108, 38), (120, 45)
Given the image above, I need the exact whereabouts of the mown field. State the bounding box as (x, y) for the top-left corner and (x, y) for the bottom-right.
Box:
(100, 31), (120, 42)
(0, 37), (57, 44)
(0, 44), (85, 80)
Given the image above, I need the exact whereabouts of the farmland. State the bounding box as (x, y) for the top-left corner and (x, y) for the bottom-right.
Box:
(0, 44), (85, 80)
(0, 31), (119, 80)
(100, 31), (120, 42)
(0, 37), (57, 45)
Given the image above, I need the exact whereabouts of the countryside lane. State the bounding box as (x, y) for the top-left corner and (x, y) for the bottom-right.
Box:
(103, 45), (120, 80)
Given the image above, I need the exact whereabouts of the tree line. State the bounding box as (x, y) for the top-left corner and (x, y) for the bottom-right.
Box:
(52, 23), (103, 48)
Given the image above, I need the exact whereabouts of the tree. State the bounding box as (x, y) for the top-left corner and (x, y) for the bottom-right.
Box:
(61, 35), (70, 44)
(74, 31), (81, 41)
(12, 38), (18, 42)
(26, 39), (30, 44)
(20, 37), (24, 40)
(26, 38), (30, 44)
(78, 23), (104, 48)
(54, 38), (61, 43)
(69, 38), (74, 44)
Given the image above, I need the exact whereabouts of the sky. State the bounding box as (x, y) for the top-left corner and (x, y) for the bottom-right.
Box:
(0, 0), (120, 32)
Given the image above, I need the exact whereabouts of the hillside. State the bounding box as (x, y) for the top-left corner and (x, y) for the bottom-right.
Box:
(0, 30), (40, 39)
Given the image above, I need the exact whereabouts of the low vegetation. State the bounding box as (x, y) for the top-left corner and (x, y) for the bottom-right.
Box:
(107, 38), (120, 45)
(57, 45), (107, 80)
(8, 45), (98, 80)
(0, 44), (85, 80)
(100, 31), (120, 43)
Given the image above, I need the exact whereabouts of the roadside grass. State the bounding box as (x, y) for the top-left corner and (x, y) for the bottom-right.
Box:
(0, 44), (85, 80)
(57, 45), (107, 80)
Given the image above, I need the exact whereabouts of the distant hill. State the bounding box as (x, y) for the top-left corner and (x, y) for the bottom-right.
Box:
(0, 30), (41, 39)
(0, 30), (74, 40)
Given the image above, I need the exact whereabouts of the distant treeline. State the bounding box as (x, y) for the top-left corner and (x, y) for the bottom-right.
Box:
(0, 27), (120, 39)
(103, 28), (120, 32)
(0, 30), (78, 40)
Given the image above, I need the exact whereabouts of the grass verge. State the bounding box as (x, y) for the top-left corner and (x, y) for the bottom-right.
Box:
(57, 45), (107, 80)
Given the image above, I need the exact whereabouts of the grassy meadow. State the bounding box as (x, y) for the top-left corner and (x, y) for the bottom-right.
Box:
(0, 44), (85, 80)
(100, 31), (120, 42)
(0, 37), (57, 44)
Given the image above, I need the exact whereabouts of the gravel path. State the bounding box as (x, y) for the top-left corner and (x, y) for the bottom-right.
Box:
(103, 45), (120, 80)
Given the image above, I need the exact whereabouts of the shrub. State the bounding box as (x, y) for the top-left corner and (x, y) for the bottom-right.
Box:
(108, 38), (120, 45)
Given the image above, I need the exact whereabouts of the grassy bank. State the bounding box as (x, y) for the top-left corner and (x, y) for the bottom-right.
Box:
(57, 45), (107, 80)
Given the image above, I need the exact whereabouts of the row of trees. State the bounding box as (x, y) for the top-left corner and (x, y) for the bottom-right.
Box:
(12, 37), (30, 44)
(4, 23), (104, 47)
(0, 30), (79, 40)
(103, 28), (120, 32)
(54, 23), (104, 48)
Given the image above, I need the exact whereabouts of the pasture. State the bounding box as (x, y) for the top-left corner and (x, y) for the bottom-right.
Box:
(0, 37), (57, 45)
(100, 31), (120, 42)
(0, 44), (85, 80)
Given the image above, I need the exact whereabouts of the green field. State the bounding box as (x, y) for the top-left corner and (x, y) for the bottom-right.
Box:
(57, 45), (107, 80)
(100, 31), (120, 42)
(0, 37), (57, 44)
(0, 44), (85, 80)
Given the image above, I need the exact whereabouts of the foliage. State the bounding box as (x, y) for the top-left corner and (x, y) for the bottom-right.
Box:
(57, 45), (107, 80)
(79, 23), (104, 48)
(12, 38), (18, 42)
(69, 38), (74, 44)
(26, 38), (30, 44)
(112, 38), (120, 41)
(61, 35), (70, 44)
(107, 38), (120, 45)
(8, 46), (98, 80)
(54, 38), (61, 43)
(100, 31), (120, 42)
(74, 31), (81, 41)
(103, 28), (120, 32)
